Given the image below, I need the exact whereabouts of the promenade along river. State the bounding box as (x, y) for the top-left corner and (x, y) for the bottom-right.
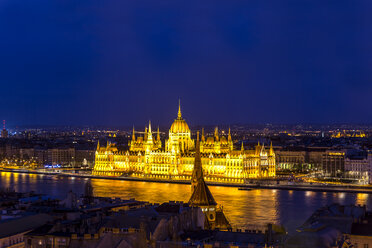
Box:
(1, 172), (372, 233)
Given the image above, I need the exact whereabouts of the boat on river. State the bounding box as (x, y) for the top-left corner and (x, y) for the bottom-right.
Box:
(238, 187), (253, 191)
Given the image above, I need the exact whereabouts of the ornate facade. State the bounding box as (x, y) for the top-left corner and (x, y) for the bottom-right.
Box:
(93, 103), (276, 182)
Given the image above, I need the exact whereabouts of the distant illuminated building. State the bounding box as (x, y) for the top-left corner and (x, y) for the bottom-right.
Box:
(345, 153), (372, 184)
(1, 120), (8, 138)
(332, 130), (366, 138)
(93, 102), (276, 182)
(322, 151), (345, 177)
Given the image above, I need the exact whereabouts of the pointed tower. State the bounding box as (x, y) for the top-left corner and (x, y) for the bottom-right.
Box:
(147, 121), (153, 142)
(97, 140), (100, 150)
(241, 141), (244, 152)
(214, 127), (219, 141)
(255, 141), (261, 155)
(156, 126), (161, 148)
(260, 143), (266, 156)
(189, 131), (217, 219)
(129, 127), (136, 151)
(177, 99), (182, 119)
(144, 127), (148, 141)
(189, 132), (229, 229)
(228, 128), (233, 151)
(269, 142), (274, 156)
(201, 128), (205, 142)
(191, 131), (202, 193)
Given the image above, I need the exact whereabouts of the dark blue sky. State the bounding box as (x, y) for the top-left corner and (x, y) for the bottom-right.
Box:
(1, 0), (371, 127)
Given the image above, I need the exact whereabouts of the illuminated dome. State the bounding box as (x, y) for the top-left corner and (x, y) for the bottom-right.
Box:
(166, 101), (194, 153)
(170, 118), (190, 133)
(170, 102), (190, 134)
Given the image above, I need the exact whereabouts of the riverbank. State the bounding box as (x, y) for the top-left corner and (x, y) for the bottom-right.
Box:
(1, 168), (372, 194)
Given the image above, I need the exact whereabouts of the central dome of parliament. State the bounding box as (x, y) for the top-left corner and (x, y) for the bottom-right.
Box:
(169, 102), (190, 134)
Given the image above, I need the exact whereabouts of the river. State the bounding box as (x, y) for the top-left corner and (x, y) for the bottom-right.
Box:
(1, 171), (371, 233)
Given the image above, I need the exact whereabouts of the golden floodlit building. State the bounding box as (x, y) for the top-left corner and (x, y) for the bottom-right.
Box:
(93, 103), (276, 182)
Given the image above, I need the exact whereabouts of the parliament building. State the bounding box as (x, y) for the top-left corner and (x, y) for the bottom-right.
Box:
(93, 103), (276, 182)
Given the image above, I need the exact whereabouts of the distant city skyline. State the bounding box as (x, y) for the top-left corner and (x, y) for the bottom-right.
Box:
(4, 118), (372, 131)
(1, 0), (371, 126)
(3, 101), (372, 129)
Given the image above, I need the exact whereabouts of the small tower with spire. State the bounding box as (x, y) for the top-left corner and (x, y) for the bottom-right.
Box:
(157, 126), (160, 141)
(132, 126), (136, 141)
(189, 131), (217, 222)
(155, 126), (161, 149)
(129, 126), (139, 151)
(228, 128), (233, 151)
(191, 131), (202, 193)
(255, 141), (261, 155)
(147, 121), (153, 142)
(145, 121), (154, 152)
(144, 127), (148, 141)
(189, 131), (231, 230)
(214, 127), (219, 141)
(269, 142), (274, 156)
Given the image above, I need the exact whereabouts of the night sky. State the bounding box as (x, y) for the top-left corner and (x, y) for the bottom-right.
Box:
(1, 0), (371, 127)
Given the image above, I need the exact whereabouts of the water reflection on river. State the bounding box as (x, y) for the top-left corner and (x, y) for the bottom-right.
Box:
(1, 172), (371, 233)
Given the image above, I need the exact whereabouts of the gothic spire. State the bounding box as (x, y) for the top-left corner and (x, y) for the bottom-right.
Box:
(269, 141), (274, 156)
(191, 131), (203, 191)
(177, 99), (182, 119)
(147, 120), (153, 142)
(189, 131), (217, 206)
(261, 143), (266, 155)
